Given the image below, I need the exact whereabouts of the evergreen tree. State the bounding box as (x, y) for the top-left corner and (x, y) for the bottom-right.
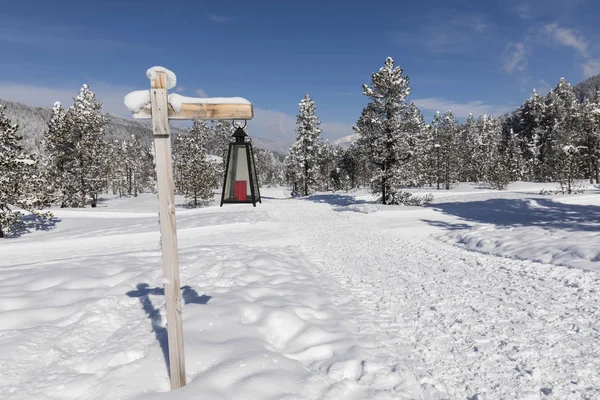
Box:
(481, 115), (512, 189)
(439, 111), (459, 189)
(43, 101), (73, 205)
(210, 120), (233, 164)
(0, 105), (51, 238)
(43, 85), (107, 207)
(316, 140), (336, 191)
(338, 144), (362, 190)
(69, 84), (107, 207)
(516, 90), (546, 179)
(354, 57), (412, 204)
(255, 148), (284, 187)
(419, 122), (437, 187)
(286, 94), (323, 196)
(504, 128), (526, 181)
(458, 114), (479, 182)
(400, 103), (425, 186)
(120, 135), (155, 196)
(539, 78), (579, 181)
(172, 120), (218, 207)
(580, 93), (600, 182)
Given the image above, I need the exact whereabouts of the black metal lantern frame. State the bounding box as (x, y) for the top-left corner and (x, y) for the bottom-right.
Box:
(220, 121), (262, 207)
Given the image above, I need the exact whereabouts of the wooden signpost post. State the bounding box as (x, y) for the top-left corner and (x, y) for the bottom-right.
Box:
(132, 68), (253, 390)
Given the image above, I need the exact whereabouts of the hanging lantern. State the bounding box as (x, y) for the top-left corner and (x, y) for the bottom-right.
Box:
(220, 121), (261, 207)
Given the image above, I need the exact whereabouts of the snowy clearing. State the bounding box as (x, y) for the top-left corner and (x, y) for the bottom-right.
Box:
(1, 184), (599, 399)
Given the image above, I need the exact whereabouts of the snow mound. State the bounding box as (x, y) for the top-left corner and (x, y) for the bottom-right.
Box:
(146, 66), (177, 89)
(124, 90), (151, 113)
(334, 204), (379, 214)
(434, 195), (600, 271)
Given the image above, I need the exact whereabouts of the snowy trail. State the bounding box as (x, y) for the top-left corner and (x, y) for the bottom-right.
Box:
(272, 198), (600, 399)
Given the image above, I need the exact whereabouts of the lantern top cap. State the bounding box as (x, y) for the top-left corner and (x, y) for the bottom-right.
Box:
(233, 127), (248, 138)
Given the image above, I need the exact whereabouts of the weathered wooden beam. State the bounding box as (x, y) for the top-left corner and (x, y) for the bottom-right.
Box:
(150, 72), (187, 390)
(132, 102), (254, 120)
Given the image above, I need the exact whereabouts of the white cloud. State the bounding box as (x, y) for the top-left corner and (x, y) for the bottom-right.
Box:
(210, 14), (233, 23)
(535, 79), (552, 95)
(516, 4), (533, 19)
(247, 108), (296, 143)
(583, 59), (600, 78)
(413, 98), (515, 118)
(503, 42), (527, 74)
(395, 12), (494, 55)
(195, 88), (208, 97)
(544, 23), (588, 57)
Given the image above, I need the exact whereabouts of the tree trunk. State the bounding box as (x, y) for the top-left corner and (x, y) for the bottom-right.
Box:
(596, 159), (599, 184)
(436, 147), (440, 190)
(0, 225), (4, 238)
(445, 157), (450, 190)
(381, 164), (387, 205)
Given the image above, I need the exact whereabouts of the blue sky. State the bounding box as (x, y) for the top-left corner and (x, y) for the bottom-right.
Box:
(1, 0), (599, 144)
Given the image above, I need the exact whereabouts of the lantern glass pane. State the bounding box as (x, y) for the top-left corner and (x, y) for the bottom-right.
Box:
(224, 144), (252, 202)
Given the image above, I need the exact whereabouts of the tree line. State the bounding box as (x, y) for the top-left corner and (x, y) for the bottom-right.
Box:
(284, 57), (600, 204)
(0, 85), (285, 237)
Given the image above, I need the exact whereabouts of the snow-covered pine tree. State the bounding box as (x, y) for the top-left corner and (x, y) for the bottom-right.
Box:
(354, 57), (412, 204)
(400, 102), (425, 186)
(439, 111), (460, 189)
(255, 148), (284, 187)
(457, 114), (479, 182)
(43, 85), (107, 207)
(504, 128), (526, 181)
(43, 101), (71, 205)
(286, 94), (323, 196)
(316, 140), (336, 191)
(172, 120), (218, 207)
(515, 89), (546, 180)
(210, 120), (234, 165)
(338, 143), (362, 190)
(579, 93), (600, 182)
(428, 111), (459, 190)
(555, 94), (584, 193)
(68, 84), (107, 207)
(327, 146), (345, 192)
(105, 139), (125, 195)
(480, 115), (512, 189)
(0, 105), (51, 238)
(539, 78), (579, 181)
(121, 135), (155, 196)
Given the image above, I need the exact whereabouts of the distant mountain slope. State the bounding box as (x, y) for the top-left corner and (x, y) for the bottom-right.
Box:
(1, 98), (286, 157)
(332, 133), (359, 149)
(499, 74), (600, 121)
(573, 74), (600, 103)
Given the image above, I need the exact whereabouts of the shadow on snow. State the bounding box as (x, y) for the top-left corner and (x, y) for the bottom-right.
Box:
(6, 214), (61, 238)
(425, 197), (600, 232)
(126, 283), (211, 377)
(300, 193), (368, 207)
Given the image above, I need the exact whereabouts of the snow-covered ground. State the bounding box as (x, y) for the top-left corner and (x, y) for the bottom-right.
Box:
(1, 183), (599, 399)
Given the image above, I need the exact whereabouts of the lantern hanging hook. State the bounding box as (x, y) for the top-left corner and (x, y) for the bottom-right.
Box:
(232, 120), (247, 129)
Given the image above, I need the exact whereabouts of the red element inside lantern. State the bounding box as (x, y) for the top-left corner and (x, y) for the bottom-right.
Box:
(234, 181), (247, 201)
